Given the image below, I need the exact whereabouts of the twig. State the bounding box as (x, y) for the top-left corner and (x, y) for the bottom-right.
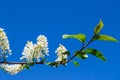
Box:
(65, 35), (94, 63)
(0, 61), (44, 65)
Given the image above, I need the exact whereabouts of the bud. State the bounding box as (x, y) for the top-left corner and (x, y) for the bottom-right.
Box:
(83, 54), (88, 58)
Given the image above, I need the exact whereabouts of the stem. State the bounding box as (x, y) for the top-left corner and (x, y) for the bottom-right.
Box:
(65, 35), (94, 63)
(0, 61), (44, 65)
(82, 42), (85, 47)
(4, 53), (6, 63)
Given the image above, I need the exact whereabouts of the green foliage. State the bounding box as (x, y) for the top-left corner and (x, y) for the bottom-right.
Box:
(83, 48), (106, 61)
(73, 61), (80, 66)
(61, 19), (118, 66)
(94, 19), (104, 34)
(46, 62), (59, 67)
(23, 64), (30, 70)
(75, 51), (87, 59)
(62, 33), (86, 42)
(93, 34), (118, 42)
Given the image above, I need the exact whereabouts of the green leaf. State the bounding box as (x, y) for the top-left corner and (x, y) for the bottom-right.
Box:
(73, 61), (80, 66)
(45, 62), (60, 67)
(45, 62), (52, 65)
(75, 51), (87, 59)
(83, 48), (106, 61)
(93, 34), (118, 42)
(94, 19), (104, 34)
(62, 33), (86, 42)
(23, 64), (30, 70)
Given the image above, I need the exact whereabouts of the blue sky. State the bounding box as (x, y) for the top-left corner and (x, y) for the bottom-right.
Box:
(0, 0), (120, 80)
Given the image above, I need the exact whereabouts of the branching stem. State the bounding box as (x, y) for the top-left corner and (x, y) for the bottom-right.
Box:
(0, 61), (44, 65)
(0, 35), (95, 66)
(65, 35), (94, 63)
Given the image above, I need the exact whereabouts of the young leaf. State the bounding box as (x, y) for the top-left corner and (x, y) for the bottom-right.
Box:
(62, 34), (86, 42)
(23, 64), (30, 70)
(83, 48), (106, 61)
(75, 51), (87, 59)
(45, 62), (53, 65)
(94, 19), (104, 34)
(73, 61), (80, 66)
(93, 34), (118, 42)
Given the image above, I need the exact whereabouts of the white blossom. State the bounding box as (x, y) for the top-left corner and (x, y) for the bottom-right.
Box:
(20, 41), (34, 62)
(20, 35), (49, 62)
(37, 35), (48, 48)
(36, 35), (49, 55)
(0, 28), (11, 55)
(0, 64), (23, 75)
(55, 44), (67, 62)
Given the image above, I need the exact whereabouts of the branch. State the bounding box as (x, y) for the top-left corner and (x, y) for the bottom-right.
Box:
(0, 35), (94, 66)
(65, 35), (94, 63)
(4, 53), (6, 63)
(0, 61), (44, 65)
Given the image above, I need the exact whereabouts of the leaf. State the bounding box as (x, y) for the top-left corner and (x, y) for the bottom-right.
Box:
(23, 64), (30, 70)
(75, 51), (87, 59)
(83, 48), (106, 61)
(45, 62), (60, 67)
(62, 34), (86, 42)
(93, 34), (118, 42)
(94, 19), (104, 34)
(45, 62), (52, 65)
(73, 61), (80, 66)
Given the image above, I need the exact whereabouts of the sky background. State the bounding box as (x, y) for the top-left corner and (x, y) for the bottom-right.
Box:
(0, 0), (120, 80)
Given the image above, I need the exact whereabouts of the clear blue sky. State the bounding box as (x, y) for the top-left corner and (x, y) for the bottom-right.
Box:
(0, 0), (120, 80)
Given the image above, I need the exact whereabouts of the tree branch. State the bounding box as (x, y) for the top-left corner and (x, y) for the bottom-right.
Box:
(0, 61), (44, 65)
(0, 35), (94, 66)
(65, 35), (94, 63)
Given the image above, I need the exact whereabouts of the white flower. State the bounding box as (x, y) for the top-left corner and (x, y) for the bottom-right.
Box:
(37, 35), (49, 55)
(37, 35), (48, 48)
(0, 64), (23, 75)
(20, 41), (34, 62)
(55, 44), (67, 62)
(20, 35), (49, 62)
(0, 28), (11, 55)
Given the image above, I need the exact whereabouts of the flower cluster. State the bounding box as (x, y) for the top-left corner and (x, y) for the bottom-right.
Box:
(55, 44), (68, 62)
(0, 28), (11, 57)
(0, 28), (69, 75)
(20, 35), (49, 62)
(0, 64), (23, 75)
